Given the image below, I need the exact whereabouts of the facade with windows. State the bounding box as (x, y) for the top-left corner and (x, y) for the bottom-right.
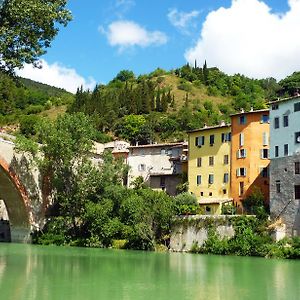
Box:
(187, 123), (232, 214)
(269, 96), (300, 236)
(127, 142), (188, 196)
(230, 109), (270, 210)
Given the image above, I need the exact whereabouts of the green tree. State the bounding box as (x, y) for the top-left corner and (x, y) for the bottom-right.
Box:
(0, 0), (72, 73)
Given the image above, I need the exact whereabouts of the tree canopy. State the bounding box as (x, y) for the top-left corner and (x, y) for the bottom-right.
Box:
(0, 0), (72, 73)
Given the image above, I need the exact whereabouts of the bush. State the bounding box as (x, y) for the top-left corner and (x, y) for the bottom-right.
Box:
(174, 192), (199, 215)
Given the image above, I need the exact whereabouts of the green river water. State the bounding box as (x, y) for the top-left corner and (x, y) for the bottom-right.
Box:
(0, 243), (299, 300)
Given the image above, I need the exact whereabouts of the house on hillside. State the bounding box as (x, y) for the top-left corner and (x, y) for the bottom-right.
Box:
(127, 142), (188, 196)
(269, 96), (300, 236)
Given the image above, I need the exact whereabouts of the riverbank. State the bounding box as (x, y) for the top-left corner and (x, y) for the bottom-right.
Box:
(170, 215), (300, 259)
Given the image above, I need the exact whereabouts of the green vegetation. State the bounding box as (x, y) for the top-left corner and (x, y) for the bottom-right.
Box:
(0, 0), (71, 74)
(187, 216), (300, 259)
(0, 71), (74, 126)
(17, 113), (176, 250)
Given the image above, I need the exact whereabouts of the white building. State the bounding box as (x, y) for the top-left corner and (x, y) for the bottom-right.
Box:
(127, 142), (188, 196)
(269, 96), (300, 158)
(269, 96), (300, 237)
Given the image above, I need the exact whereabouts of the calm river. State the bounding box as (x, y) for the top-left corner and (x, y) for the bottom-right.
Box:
(0, 243), (299, 300)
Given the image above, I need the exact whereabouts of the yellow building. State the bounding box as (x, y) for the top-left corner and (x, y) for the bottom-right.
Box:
(187, 123), (232, 214)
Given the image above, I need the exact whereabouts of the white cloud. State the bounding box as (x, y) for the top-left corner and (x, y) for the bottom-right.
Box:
(114, 0), (135, 18)
(168, 8), (200, 34)
(185, 0), (300, 80)
(100, 20), (168, 51)
(16, 60), (96, 93)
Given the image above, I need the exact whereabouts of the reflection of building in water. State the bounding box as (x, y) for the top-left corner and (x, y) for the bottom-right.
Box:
(0, 200), (10, 242)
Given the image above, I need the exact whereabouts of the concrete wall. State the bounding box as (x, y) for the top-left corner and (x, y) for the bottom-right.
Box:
(170, 215), (235, 252)
(270, 154), (300, 236)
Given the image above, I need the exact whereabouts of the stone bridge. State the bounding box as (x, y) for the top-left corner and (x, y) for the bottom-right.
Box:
(0, 135), (46, 242)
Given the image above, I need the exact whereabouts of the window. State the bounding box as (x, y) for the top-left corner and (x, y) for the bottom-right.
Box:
(295, 162), (300, 174)
(262, 132), (269, 146)
(275, 146), (279, 158)
(272, 104), (279, 110)
(197, 175), (202, 185)
(208, 174), (214, 184)
(284, 144), (289, 156)
(237, 149), (247, 158)
(261, 149), (269, 159)
(239, 133), (244, 146)
(223, 189), (227, 195)
(209, 156), (214, 166)
(209, 192), (213, 197)
(210, 134), (215, 145)
(140, 149), (145, 156)
(276, 180), (281, 193)
(295, 132), (300, 144)
(221, 132), (231, 142)
(262, 114), (269, 123)
(239, 182), (244, 196)
(195, 136), (205, 147)
(161, 149), (166, 155)
(283, 115), (289, 127)
(294, 102), (300, 112)
(239, 115), (246, 125)
(261, 167), (269, 178)
(223, 173), (229, 183)
(138, 164), (146, 171)
(224, 154), (229, 165)
(295, 185), (300, 200)
(274, 117), (279, 129)
(160, 177), (166, 188)
(237, 168), (246, 177)
(200, 192), (204, 196)
(197, 157), (202, 167)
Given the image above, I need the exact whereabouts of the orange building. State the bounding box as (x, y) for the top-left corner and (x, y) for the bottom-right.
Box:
(230, 109), (270, 209)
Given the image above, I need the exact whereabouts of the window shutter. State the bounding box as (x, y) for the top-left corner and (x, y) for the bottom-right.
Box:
(202, 136), (205, 146)
(239, 133), (244, 146)
(237, 150), (240, 158)
(237, 169), (240, 176)
(195, 137), (199, 146)
(263, 132), (268, 146)
(221, 133), (225, 142)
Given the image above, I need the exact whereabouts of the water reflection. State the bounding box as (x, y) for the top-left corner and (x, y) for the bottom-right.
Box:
(0, 244), (299, 300)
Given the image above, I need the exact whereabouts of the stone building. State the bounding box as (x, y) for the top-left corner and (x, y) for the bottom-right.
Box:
(269, 96), (300, 236)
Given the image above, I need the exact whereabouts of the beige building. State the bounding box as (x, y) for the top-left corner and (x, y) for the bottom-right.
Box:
(127, 142), (188, 196)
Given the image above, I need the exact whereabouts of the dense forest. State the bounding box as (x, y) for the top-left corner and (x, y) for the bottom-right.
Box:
(68, 63), (300, 144)
(0, 71), (73, 125)
(1, 64), (300, 144)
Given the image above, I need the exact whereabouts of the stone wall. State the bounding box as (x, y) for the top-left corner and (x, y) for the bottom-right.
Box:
(170, 215), (236, 252)
(270, 154), (300, 236)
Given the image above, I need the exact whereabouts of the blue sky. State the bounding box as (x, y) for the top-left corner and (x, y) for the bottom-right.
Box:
(17, 0), (300, 93)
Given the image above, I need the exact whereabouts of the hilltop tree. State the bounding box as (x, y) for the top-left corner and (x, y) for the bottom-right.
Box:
(0, 0), (72, 74)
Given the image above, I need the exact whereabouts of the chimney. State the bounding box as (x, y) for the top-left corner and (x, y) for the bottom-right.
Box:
(240, 108), (244, 113)
(220, 120), (226, 126)
(250, 107), (254, 112)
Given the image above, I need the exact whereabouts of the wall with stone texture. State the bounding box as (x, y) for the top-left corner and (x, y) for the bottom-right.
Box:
(270, 154), (300, 236)
(170, 215), (236, 252)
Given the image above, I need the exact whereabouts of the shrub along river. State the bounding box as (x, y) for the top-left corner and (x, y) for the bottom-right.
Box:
(0, 243), (299, 300)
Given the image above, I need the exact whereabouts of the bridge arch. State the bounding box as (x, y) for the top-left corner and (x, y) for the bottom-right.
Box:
(0, 157), (32, 242)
